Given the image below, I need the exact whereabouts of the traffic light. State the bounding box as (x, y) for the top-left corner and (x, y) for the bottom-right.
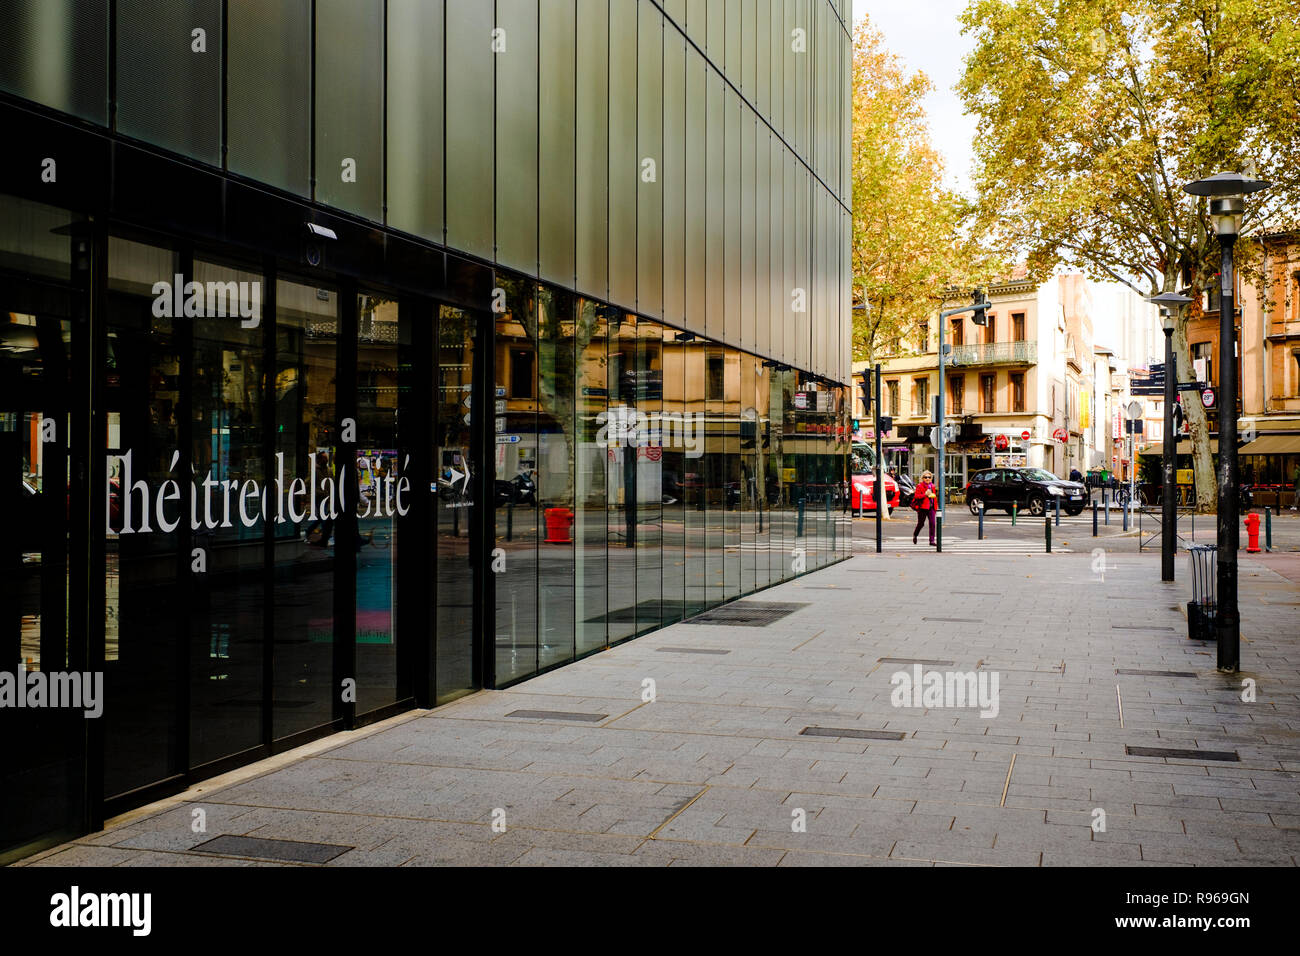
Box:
(878, 416), (893, 434)
(970, 288), (992, 326)
(857, 368), (872, 415)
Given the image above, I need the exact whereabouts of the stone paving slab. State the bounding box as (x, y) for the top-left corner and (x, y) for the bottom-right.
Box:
(19, 544), (1300, 868)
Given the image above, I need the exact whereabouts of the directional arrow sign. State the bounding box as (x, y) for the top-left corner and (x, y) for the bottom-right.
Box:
(448, 467), (469, 492)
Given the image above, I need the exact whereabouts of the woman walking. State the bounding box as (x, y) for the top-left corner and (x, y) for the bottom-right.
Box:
(912, 470), (938, 546)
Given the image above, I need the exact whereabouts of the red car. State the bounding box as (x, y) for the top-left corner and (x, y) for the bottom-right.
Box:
(850, 472), (900, 512)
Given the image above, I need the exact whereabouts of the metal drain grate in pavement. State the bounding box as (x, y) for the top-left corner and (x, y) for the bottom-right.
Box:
(684, 601), (808, 627)
(922, 617), (983, 623)
(1116, 669), (1197, 678)
(877, 657), (955, 666)
(1125, 745), (1239, 762)
(1112, 625), (1176, 631)
(801, 727), (907, 741)
(655, 646), (731, 655)
(191, 835), (352, 864)
(506, 709), (608, 722)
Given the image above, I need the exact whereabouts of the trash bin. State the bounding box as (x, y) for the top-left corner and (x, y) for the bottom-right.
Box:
(1187, 544), (1217, 641)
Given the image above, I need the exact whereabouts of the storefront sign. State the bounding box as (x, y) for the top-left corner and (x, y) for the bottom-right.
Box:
(107, 448), (412, 535)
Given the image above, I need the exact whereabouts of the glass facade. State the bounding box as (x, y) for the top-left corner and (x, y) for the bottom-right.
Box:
(0, 0), (852, 862)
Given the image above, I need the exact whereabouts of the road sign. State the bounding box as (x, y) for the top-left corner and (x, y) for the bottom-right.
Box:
(928, 424), (956, 447)
(1201, 388), (1215, 408)
(496, 435), (521, 444)
(1021, 430), (1031, 441)
(1177, 381), (1204, 392)
(1125, 401), (1143, 420)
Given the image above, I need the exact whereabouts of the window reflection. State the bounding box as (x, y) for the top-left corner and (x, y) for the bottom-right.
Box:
(273, 278), (338, 740)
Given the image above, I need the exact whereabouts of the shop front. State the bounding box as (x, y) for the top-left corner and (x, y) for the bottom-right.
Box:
(1, 188), (850, 862)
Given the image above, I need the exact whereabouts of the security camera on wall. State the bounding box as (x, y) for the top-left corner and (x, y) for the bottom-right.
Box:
(303, 222), (337, 269)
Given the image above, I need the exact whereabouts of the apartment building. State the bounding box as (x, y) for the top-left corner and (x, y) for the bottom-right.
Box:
(857, 271), (1159, 492)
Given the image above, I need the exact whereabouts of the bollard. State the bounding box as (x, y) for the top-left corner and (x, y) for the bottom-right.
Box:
(978, 502), (984, 540)
(1105, 495), (1110, 525)
(826, 494), (833, 551)
(1122, 500), (1129, 532)
(1054, 494), (1060, 527)
(1012, 501), (1017, 527)
(1265, 507), (1272, 552)
(1092, 500), (1098, 537)
(797, 497), (805, 537)
(1045, 513), (1052, 553)
(507, 496), (514, 541)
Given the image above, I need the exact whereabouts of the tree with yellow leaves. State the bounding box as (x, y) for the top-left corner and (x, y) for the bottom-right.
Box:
(959, 0), (1300, 510)
(851, 16), (999, 364)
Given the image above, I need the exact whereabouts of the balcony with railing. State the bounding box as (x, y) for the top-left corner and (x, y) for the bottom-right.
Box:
(949, 340), (1037, 366)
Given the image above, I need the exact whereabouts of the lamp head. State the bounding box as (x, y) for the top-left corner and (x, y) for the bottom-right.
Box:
(1146, 292), (1192, 332)
(1182, 172), (1271, 237)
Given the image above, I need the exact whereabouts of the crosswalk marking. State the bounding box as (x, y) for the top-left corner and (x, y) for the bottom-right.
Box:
(864, 536), (1073, 554)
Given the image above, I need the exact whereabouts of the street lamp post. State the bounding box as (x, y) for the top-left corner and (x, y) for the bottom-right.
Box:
(1182, 171), (1271, 673)
(935, 290), (992, 551)
(1148, 292), (1193, 582)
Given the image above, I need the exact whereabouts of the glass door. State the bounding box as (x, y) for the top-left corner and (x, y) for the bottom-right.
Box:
(0, 196), (85, 858)
(434, 304), (478, 704)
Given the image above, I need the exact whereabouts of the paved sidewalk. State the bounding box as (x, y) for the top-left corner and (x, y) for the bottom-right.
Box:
(21, 548), (1300, 867)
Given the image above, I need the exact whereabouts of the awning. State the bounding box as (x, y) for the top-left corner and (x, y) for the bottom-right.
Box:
(1143, 439), (1218, 456)
(1239, 434), (1300, 455)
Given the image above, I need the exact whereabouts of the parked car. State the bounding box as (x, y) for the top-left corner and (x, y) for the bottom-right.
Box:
(965, 467), (1087, 516)
(850, 471), (900, 512)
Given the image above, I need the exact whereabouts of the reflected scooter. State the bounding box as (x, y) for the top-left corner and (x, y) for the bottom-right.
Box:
(495, 469), (537, 508)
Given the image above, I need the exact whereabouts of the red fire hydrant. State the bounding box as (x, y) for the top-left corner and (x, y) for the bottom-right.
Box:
(544, 507), (574, 544)
(1244, 512), (1261, 553)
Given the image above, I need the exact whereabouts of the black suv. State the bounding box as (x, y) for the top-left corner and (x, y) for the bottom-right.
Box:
(966, 467), (1088, 516)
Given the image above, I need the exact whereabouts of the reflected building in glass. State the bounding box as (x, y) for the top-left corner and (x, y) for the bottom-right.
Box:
(0, 0), (853, 860)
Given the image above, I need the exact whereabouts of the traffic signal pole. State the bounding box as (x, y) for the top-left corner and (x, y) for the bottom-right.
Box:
(875, 363), (883, 554)
(935, 291), (992, 554)
(937, 316), (946, 553)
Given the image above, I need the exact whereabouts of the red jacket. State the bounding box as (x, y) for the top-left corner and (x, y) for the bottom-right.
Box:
(914, 481), (938, 510)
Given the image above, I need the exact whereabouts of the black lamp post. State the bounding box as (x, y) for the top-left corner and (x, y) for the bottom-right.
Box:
(1181, 171), (1271, 673)
(1147, 292), (1192, 582)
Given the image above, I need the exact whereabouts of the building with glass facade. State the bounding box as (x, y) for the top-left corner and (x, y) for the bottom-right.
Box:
(0, 0), (853, 862)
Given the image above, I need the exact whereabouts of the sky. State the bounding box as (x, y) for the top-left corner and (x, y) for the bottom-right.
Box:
(852, 0), (980, 198)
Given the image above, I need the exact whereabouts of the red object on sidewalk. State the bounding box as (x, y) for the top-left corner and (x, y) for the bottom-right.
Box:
(1244, 512), (1261, 553)
(544, 507), (574, 544)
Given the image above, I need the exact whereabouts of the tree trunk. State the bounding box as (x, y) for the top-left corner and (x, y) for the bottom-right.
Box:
(1173, 315), (1216, 513)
